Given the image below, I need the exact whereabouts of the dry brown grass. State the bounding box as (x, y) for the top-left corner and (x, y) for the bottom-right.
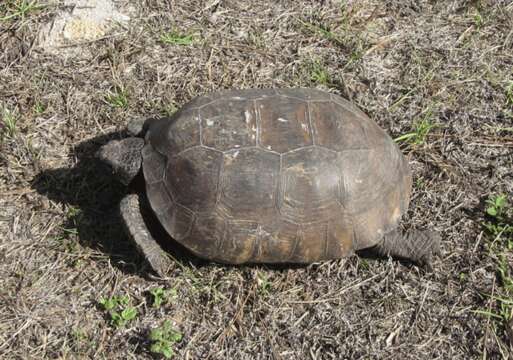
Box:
(1, 0), (513, 358)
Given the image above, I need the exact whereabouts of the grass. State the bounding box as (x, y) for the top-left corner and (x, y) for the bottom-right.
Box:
(0, 0), (43, 22)
(0, 107), (17, 139)
(246, 31), (265, 49)
(299, 19), (345, 48)
(104, 87), (129, 109)
(159, 30), (196, 46)
(394, 109), (436, 145)
(33, 101), (45, 115)
(298, 17), (366, 70)
(505, 81), (513, 106)
(473, 11), (484, 30)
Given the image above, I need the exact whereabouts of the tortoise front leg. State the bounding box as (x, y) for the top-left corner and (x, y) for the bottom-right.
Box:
(120, 194), (173, 277)
(374, 229), (441, 267)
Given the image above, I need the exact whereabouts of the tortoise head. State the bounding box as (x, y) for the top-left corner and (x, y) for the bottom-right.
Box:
(97, 117), (155, 185)
(97, 137), (145, 186)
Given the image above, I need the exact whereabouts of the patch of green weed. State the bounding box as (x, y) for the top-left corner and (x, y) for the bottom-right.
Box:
(247, 31), (265, 49)
(99, 295), (138, 328)
(149, 287), (178, 308)
(338, 1), (350, 27)
(415, 177), (426, 190)
(358, 258), (370, 271)
(161, 103), (178, 117)
(478, 193), (513, 347)
(71, 328), (87, 342)
(307, 60), (331, 86)
(474, 11), (484, 30)
(256, 273), (272, 295)
(70, 328), (94, 352)
(149, 320), (182, 359)
(486, 194), (509, 218)
(458, 272), (467, 282)
(484, 194), (513, 249)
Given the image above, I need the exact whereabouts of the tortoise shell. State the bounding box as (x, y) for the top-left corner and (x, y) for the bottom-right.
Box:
(141, 88), (412, 263)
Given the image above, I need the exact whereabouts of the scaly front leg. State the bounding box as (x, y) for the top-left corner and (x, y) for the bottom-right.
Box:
(120, 194), (173, 277)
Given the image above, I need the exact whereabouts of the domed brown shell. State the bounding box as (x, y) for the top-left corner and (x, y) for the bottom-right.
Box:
(141, 88), (412, 264)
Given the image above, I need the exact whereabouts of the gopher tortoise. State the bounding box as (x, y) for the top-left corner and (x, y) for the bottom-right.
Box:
(98, 88), (440, 276)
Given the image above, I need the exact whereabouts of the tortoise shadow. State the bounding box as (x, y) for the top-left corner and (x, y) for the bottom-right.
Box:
(31, 131), (203, 277)
(31, 131), (399, 277)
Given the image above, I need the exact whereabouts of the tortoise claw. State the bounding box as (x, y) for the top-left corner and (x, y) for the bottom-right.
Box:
(145, 250), (173, 278)
(414, 231), (441, 269)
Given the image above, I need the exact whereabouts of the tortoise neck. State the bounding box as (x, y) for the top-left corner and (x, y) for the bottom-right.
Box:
(128, 170), (146, 193)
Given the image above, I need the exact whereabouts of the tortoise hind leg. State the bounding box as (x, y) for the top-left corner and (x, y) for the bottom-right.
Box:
(120, 194), (173, 277)
(374, 229), (441, 267)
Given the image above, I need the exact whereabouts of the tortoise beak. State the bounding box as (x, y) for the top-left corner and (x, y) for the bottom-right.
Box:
(95, 146), (105, 161)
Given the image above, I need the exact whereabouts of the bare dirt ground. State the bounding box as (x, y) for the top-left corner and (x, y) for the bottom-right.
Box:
(1, 0), (513, 359)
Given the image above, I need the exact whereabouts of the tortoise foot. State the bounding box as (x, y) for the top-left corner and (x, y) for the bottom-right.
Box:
(375, 229), (441, 268)
(413, 230), (441, 267)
